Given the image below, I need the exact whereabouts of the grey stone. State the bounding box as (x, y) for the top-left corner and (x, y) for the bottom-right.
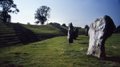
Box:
(87, 15), (116, 59)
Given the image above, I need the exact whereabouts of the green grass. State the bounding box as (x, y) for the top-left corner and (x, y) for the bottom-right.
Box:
(23, 24), (64, 35)
(0, 22), (64, 35)
(0, 34), (120, 67)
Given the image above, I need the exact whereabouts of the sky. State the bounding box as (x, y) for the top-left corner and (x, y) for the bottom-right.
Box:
(10, 0), (120, 27)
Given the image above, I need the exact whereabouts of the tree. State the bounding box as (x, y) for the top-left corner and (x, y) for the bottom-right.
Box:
(27, 22), (31, 25)
(35, 6), (50, 25)
(35, 21), (39, 25)
(0, 0), (19, 22)
(115, 25), (120, 33)
(62, 23), (67, 27)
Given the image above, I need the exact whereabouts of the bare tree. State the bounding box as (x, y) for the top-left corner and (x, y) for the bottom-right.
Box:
(35, 6), (50, 25)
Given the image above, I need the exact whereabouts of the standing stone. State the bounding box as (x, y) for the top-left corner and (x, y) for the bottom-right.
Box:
(73, 28), (79, 39)
(87, 15), (116, 59)
(67, 23), (74, 43)
(84, 25), (89, 36)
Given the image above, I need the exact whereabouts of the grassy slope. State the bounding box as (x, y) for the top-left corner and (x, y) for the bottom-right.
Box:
(0, 34), (120, 67)
(23, 24), (64, 35)
(0, 22), (21, 45)
(0, 22), (65, 46)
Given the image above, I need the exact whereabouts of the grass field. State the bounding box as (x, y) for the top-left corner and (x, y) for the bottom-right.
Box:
(0, 34), (120, 67)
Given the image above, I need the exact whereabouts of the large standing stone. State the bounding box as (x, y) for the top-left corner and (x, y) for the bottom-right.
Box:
(87, 15), (116, 59)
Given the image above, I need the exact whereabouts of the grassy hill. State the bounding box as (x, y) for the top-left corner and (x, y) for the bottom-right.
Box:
(0, 34), (120, 67)
(0, 22), (21, 46)
(23, 24), (66, 35)
(0, 21), (66, 46)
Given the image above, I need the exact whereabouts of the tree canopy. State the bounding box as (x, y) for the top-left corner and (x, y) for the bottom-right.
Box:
(0, 0), (19, 13)
(62, 23), (67, 27)
(35, 6), (50, 25)
(0, 0), (19, 22)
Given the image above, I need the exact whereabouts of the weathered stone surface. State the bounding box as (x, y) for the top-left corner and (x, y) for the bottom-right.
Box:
(87, 15), (116, 59)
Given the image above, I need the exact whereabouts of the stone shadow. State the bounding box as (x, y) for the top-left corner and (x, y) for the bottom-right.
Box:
(105, 56), (120, 63)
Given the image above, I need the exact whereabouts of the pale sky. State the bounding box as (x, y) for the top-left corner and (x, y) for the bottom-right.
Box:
(10, 0), (120, 27)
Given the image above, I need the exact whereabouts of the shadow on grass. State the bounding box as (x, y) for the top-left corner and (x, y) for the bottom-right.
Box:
(79, 42), (88, 45)
(105, 56), (120, 63)
(75, 38), (82, 40)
